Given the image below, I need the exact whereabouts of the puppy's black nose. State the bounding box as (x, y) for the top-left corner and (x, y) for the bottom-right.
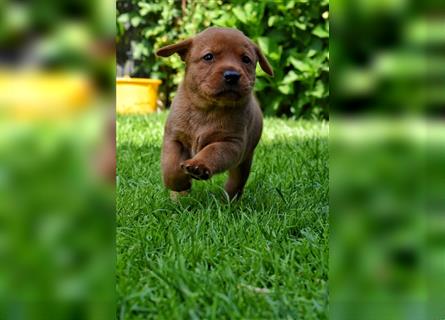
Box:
(223, 71), (240, 84)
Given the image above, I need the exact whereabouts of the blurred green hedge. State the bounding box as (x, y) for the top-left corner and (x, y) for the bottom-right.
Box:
(117, 0), (329, 119)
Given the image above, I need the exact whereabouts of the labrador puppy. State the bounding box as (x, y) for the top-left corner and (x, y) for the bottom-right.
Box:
(156, 27), (273, 200)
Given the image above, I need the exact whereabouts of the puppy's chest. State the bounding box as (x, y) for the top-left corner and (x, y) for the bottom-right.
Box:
(172, 113), (243, 156)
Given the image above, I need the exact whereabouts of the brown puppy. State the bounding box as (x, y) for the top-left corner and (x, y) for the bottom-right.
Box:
(156, 27), (273, 199)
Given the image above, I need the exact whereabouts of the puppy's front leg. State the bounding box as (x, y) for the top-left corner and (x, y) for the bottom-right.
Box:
(161, 139), (191, 192)
(180, 141), (243, 180)
(225, 155), (253, 200)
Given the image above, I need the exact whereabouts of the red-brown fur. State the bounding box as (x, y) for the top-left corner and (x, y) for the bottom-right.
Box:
(156, 27), (273, 199)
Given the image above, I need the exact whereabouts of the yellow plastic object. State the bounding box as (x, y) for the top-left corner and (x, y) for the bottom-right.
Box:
(116, 77), (162, 114)
(0, 70), (93, 119)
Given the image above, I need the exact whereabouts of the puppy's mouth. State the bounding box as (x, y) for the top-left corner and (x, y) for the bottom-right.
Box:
(217, 89), (239, 96)
(200, 81), (252, 102)
(214, 88), (242, 99)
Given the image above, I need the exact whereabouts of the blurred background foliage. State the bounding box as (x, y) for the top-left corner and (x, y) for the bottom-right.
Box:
(116, 0), (329, 119)
(0, 0), (115, 319)
(330, 0), (445, 319)
(0, 0), (115, 91)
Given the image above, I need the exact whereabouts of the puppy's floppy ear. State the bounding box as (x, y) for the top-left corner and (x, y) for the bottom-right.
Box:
(156, 38), (193, 61)
(254, 45), (274, 77)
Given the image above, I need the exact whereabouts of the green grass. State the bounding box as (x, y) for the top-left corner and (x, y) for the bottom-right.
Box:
(117, 112), (329, 319)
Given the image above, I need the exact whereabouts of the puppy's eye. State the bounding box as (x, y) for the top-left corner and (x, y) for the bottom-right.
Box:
(203, 53), (214, 61)
(242, 56), (252, 64)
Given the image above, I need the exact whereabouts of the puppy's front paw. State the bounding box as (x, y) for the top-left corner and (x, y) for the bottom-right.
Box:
(180, 160), (211, 180)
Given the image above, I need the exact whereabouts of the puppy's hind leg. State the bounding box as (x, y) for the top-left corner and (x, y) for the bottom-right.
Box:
(162, 140), (191, 194)
(224, 156), (253, 200)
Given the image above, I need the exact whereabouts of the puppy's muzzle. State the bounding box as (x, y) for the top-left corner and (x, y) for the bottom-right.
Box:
(223, 70), (240, 84)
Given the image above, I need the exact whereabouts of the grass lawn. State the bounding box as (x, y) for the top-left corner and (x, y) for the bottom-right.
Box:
(117, 112), (329, 319)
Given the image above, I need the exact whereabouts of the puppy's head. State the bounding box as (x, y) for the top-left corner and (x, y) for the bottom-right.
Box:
(156, 27), (273, 105)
